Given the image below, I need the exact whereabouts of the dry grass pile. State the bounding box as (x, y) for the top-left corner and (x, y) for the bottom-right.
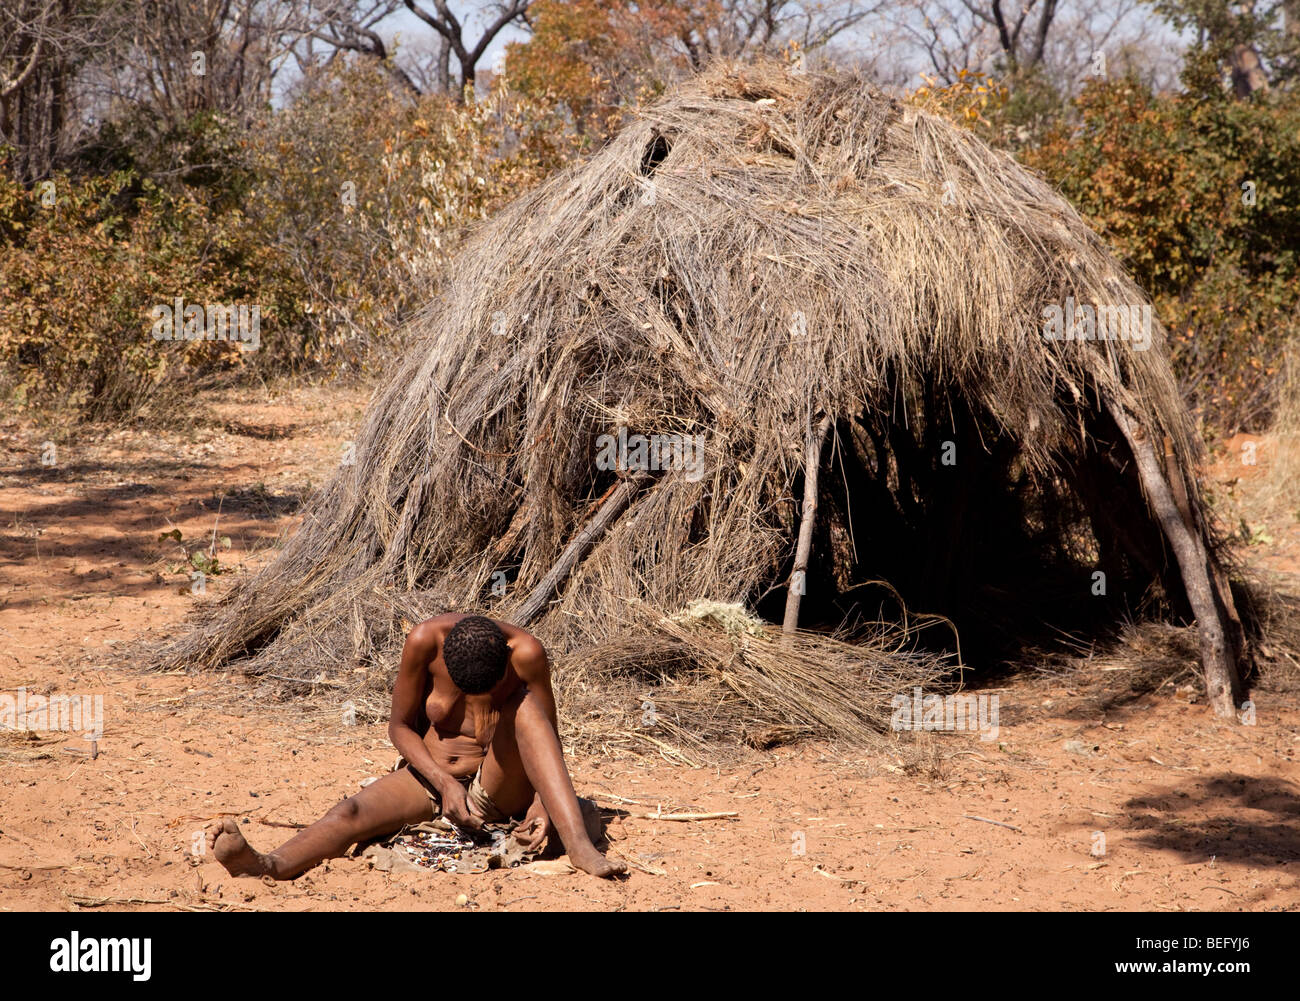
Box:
(556, 601), (953, 756)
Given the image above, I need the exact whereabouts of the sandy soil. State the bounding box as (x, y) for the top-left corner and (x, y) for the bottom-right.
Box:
(1, 385), (1297, 912)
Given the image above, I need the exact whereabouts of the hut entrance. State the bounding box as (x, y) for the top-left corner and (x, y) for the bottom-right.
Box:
(756, 391), (1193, 672)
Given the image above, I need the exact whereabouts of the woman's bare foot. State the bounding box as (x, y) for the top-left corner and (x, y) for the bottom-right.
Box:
(205, 819), (275, 878)
(568, 844), (627, 878)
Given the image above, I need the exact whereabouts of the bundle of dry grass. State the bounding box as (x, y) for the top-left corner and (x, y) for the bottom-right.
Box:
(156, 60), (1258, 734)
(554, 600), (953, 755)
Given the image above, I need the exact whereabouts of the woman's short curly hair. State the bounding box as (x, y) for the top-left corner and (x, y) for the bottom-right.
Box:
(442, 615), (509, 694)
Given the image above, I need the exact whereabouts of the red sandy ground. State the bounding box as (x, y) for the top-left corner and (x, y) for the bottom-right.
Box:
(1, 386), (1297, 912)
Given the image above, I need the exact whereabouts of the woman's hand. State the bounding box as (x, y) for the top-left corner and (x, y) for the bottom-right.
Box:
(437, 778), (483, 832)
(513, 797), (551, 851)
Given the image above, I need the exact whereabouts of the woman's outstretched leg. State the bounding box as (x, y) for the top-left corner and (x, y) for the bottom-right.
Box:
(205, 766), (434, 879)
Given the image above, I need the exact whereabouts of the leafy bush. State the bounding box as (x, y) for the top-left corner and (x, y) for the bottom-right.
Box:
(0, 161), (297, 417)
(237, 64), (580, 372)
(1023, 79), (1300, 432)
(0, 64), (581, 419)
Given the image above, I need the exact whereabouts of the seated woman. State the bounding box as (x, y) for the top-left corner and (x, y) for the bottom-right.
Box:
(205, 614), (625, 879)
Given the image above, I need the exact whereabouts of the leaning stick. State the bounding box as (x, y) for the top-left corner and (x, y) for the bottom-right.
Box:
(963, 814), (1022, 832)
(783, 415), (834, 634)
(625, 810), (739, 821)
(1106, 400), (1243, 718)
(513, 474), (649, 626)
(1163, 442), (1248, 670)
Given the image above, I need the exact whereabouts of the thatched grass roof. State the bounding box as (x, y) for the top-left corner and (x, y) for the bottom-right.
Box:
(158, 61), (1255, 742)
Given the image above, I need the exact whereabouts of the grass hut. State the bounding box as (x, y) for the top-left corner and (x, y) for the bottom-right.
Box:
(161, 61), (1255, 742)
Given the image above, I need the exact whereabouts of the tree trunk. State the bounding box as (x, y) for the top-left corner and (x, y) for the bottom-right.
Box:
(437, 35), (451, 94)
(1230, 43), (1269, 98)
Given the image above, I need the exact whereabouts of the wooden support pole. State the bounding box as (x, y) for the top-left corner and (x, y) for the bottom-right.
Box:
(783, 415), (834, 635)
(1106, 401), (1243, 719)
(513, 474), (649, 626)
(1162, 443), (1249, 672)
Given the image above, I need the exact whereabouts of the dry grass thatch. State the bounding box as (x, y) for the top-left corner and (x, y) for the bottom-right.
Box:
(156, 60), (1261, 743)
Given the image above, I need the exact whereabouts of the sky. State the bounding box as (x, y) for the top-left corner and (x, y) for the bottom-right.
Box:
(276, 1), (1188, 99)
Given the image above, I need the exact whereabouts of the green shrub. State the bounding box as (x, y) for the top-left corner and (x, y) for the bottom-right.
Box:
(0, 162), (298, 417)
(0, 64), (580, 420)
(1023, 78), (1300, 432)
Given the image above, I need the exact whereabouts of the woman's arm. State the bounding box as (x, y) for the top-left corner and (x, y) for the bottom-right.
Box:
(387, 621), (459, 800)
(514, 637), (560, 734)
